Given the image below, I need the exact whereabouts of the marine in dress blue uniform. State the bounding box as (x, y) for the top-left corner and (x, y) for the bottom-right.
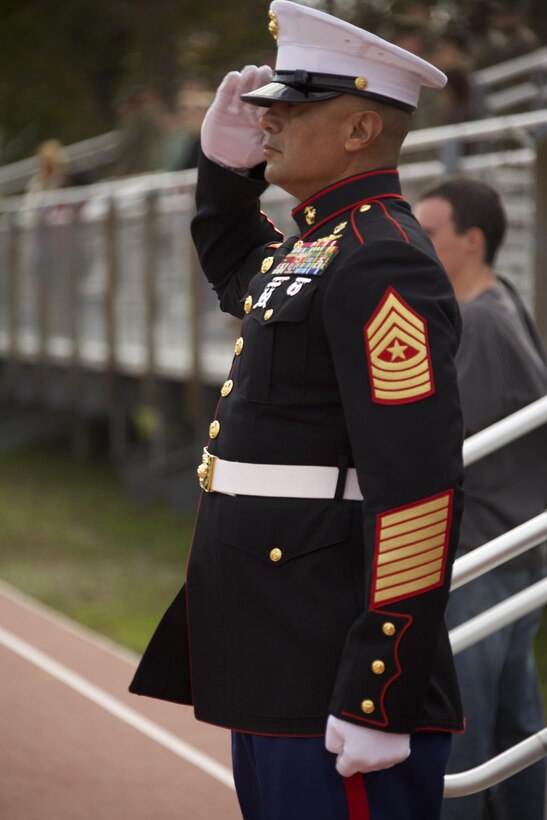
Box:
(130, 3), (465, 817)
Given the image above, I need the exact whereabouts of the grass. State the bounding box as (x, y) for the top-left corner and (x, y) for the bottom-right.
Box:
(0, 439), (194, 652)
(0, 439), (545, 708)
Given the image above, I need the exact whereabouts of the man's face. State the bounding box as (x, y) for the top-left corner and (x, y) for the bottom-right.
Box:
(414, 196), (468, 284)
(258, 97), (357, 201)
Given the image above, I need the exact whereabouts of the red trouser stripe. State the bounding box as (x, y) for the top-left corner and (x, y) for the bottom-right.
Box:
(343, 773), (370, 819)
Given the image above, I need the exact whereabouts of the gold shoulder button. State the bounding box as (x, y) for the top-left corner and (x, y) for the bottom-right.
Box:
(264, 309), (274, 320)
(244, 295), (253, 314)
(261, 256), (274, 273)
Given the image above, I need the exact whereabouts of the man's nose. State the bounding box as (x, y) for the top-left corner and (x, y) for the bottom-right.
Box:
(259, 106), (281, 132)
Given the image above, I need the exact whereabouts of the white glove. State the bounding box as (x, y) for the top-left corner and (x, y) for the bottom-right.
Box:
(200, 64), (273, 169)
(325, 715), (411, 777)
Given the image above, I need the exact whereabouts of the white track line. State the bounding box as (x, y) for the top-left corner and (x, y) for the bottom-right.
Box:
(0, 625), (235, 791)
(0, 579), (140, 665)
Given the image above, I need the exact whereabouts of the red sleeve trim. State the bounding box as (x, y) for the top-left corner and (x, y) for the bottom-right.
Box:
(342, 611), (413, 728)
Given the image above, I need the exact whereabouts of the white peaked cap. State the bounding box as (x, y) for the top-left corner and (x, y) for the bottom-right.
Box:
(241, 0), (447, 111)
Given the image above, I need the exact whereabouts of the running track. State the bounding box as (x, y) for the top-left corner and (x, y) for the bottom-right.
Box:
(0, 581), (241, 819)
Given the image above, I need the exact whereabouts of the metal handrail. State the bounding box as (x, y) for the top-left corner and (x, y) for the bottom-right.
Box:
(450, 576), (547, 655)
(451, 512), (547, 591)
(401, 108), (547, 154)
(444, 729), (547, 797)
(474, 47), (547, 88)
(0, 131), (118, 196)
(443, 401), (547, 797)
(463, 395), (547, 466)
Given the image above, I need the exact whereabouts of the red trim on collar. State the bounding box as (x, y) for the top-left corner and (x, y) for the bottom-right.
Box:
(293, 169), (400, 216)
(300, 194), (404, 241)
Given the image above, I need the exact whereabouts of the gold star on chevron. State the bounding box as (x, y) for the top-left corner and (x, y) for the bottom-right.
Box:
(387, 339), (408, 361)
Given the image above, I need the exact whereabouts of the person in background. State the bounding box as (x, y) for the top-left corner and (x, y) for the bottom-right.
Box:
(415, 176), (547, 820)
(131, 2), (465, 818)
(26, 139), (73, 194)
(111, 85), (164, 177)
(159, 79), (215, 172)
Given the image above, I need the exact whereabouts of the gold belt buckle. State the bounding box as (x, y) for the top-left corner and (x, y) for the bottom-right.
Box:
(197, 447), (217, 492)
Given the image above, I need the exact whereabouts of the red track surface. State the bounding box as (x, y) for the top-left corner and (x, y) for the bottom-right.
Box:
(0, 582), (241, 819)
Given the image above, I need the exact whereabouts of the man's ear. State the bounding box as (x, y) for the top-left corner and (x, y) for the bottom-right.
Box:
(345, 110), (383, 153)
(464, 226), (486, 257)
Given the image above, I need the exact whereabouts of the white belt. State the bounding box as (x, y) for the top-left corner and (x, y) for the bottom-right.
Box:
(196, 448), (363, 500)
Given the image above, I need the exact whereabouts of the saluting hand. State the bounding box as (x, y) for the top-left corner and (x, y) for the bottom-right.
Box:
(325, 715), (411, 777)
(201, 64), (272, 170)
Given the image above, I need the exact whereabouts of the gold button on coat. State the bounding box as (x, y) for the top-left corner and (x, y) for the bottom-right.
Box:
(360, 203), (372, 212)
(234, 337), (244, 355)
(372, 660), (385, 675)
(264, 309), (274, 320)
(261, 256), (274, 273)
(269, 548), (282, 562)
(220, 380), (233, 397)
(382, 622), (396, 636)
(244, 295), (253, 314)
(209, 420), (220, 439)
(361, 699), (375, 714)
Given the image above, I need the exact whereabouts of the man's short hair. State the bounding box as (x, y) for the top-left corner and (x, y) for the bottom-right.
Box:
(418, 176), (506, 265)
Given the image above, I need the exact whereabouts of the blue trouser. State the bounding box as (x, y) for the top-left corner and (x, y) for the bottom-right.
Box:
(232, 730), (451, 820)
(441, 564), (545, 820)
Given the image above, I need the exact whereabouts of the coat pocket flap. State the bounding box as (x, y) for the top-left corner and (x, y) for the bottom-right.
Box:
(215, 495), (352, 563)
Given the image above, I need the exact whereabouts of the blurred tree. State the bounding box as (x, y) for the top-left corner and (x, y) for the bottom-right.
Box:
(0, 0), (271, 163)
(0, 0), (544, 164)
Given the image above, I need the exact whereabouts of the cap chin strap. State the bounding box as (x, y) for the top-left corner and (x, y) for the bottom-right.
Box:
(273, 70), (416, 112)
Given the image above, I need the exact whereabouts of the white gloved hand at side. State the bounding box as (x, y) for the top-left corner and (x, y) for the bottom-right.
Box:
(325, 715), (411, 777)
(200, 64), (273, 169)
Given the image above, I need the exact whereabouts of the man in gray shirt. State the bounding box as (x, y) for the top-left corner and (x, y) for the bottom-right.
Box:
(416, 177), (547, 820)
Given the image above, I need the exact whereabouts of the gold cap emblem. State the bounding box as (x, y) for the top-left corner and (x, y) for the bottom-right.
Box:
(268, 10), (279, 40)
(355, 77), (368, 91)
(304, 205), (316, 225)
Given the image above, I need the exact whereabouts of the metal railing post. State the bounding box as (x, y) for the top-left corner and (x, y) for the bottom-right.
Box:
(534, 130), (547, 344)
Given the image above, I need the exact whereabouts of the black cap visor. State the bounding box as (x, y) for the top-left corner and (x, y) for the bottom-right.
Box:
(240, 81), (340, 107)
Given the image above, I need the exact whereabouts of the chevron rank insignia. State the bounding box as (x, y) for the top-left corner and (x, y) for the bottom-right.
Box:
(371, 491), (453, 607)
(363, 287), (434, 404)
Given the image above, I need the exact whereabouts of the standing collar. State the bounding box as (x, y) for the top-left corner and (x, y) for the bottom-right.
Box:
(291, 169), (403, 237)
